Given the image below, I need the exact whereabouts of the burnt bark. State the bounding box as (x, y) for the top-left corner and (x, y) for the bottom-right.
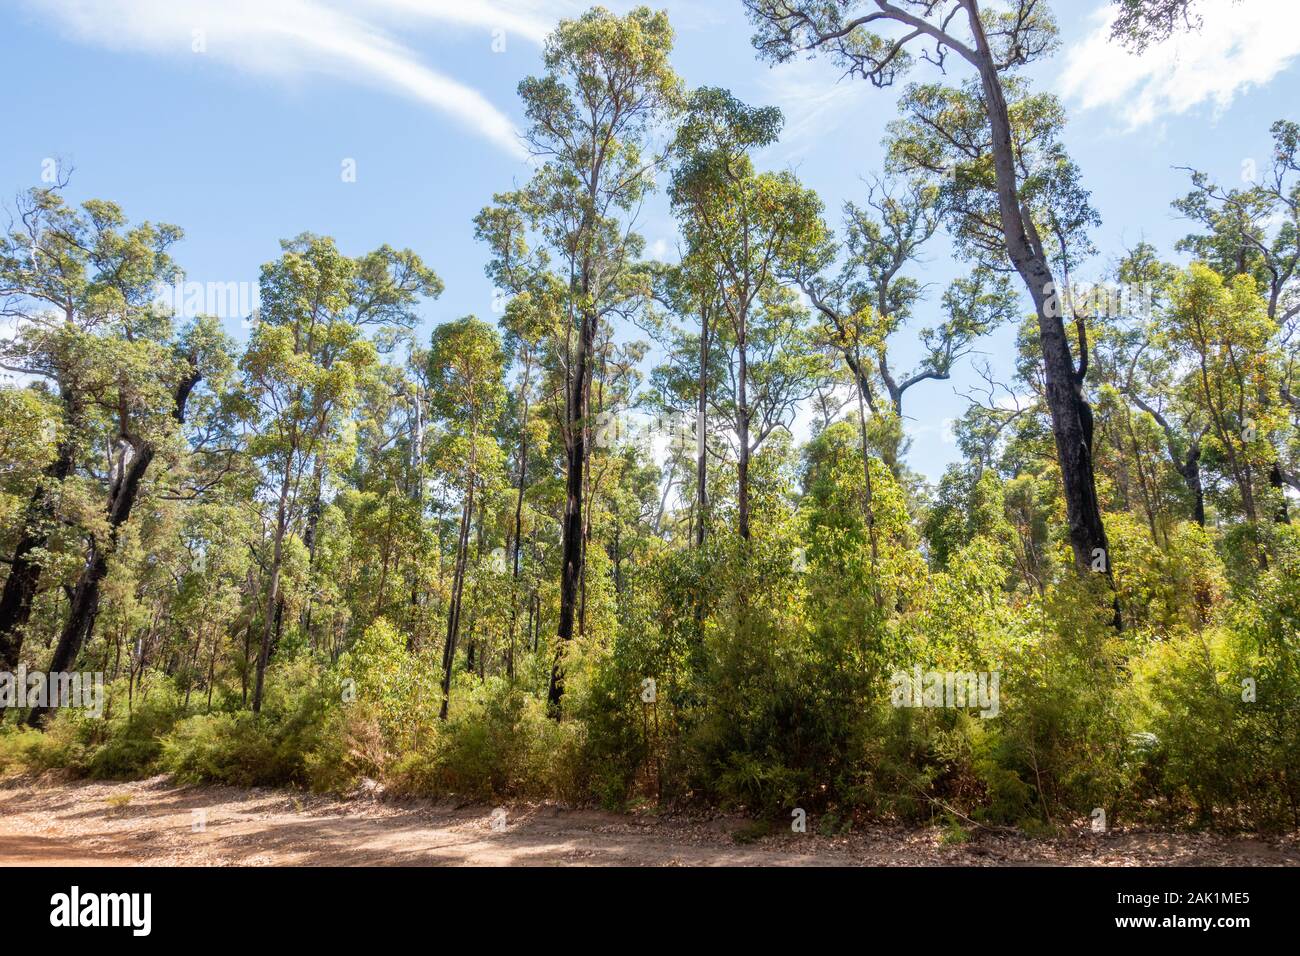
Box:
(506, 359), (531, 679)
(547, 287), (595, 714)
(251, 470), (288, 715)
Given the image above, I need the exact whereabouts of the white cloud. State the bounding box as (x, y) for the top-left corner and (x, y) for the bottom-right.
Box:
(358, 0), (562, 45)
(1058, 0), (1300, 129)
(756, 58), (868, 155)
(19, 0), (543, 158)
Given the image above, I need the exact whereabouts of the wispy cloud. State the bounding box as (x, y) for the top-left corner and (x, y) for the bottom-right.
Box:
(358, 0), (560, 45)
(1058, 0), (1300, 129)
(755, 57), (868, 158)
(17, 0), (556, 158)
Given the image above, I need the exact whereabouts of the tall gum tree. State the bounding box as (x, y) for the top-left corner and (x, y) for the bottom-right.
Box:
(795, 176), (1017, 473)
(478, 6), (682, 714)
(1171, 119), (1300, 519)
(427, 316), (506, 719)
(669, 87), (828, 541)
(240, 235), (438, 713)
(744, 0), (1119, 609)
(28, 315), (232, 727)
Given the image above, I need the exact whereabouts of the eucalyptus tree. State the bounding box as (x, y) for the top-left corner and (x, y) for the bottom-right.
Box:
(427, 316), (506, 719)
(478, 6), (682, 713)
(670, 87), (828, 540)
(1172, 119), (1300, 512)
(744, 0), (1118, 595)
(796, 176), (1016, 472)
(646, 254), (726, 546)
(499, 283), (554, 608)
(240, 234), (438, 713)
(1096, 244), (1210, 526)
(1163, 265), (1284, 529)
(0, 189), (183, 674)
(28, 314), (233, 727)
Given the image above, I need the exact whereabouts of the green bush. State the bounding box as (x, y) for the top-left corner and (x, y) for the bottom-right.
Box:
(161, 654), (341, 789)
(386, 677), (585, 801)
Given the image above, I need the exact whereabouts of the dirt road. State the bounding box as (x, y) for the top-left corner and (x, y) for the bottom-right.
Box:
(1, 774), (1296, 866)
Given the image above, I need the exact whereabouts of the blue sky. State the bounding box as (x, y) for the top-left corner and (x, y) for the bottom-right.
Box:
(3, 0), (1298, 481)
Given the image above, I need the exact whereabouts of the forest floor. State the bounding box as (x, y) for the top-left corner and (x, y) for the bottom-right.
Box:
(1, 773), (1297, 866)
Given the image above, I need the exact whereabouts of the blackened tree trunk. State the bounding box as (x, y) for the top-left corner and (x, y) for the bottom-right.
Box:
(506, 361), (531, 679)
(547, 296), (595, 714)
(1186, 449), (1207, 528)
(463, 495), (487, 675)
(251, 473), (289, 715)
(26, 444), (153, 726)
(299, 460), (326, 642)
(1268, 462), (1291, 523)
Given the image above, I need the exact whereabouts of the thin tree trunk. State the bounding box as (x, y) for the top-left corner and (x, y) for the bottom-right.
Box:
(506, 368), (530, 679)
(299, 460), (326, 641)
(854, 351), (881, 583)
(251, 485), (287, 715)
(439, 480), (474, 720)
(696, 303), (711, 548)
(737, 307), (751, 542)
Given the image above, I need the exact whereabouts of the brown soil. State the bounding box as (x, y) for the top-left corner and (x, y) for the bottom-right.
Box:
(1, 774), (1296, 866)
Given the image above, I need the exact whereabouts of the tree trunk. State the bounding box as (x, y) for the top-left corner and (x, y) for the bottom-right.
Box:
(855, 355), (881, 581)
(251, 488), (287, 715)
(696, 303), (711, 548)
(299, 460), (326, 641)
(736, 309), (751, 542)
(1269, 461), (1291, 523)
(506, 370), (530, 679)
(463, 495), (487, 676)
(1185, 448), (1206, 527)
(548, 300), (595, 714)
(27, 444), (154, 726)
(966, 5), (1115, 606)
(439, 481), (474, 720)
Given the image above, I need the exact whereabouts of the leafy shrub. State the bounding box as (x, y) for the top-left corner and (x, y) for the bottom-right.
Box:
(386, 677), (585, 801)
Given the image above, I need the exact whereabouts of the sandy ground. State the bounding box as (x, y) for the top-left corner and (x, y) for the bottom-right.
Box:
(1, 773), (1297, 866)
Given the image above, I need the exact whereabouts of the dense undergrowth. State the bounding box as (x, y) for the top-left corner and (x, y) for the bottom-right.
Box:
(6, 477), (1297, 835)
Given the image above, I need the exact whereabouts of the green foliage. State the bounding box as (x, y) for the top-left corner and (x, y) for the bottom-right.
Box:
(387, 679), (586, 801)
(4, 9), (1299, 841)
(162, 658), (339, 789)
